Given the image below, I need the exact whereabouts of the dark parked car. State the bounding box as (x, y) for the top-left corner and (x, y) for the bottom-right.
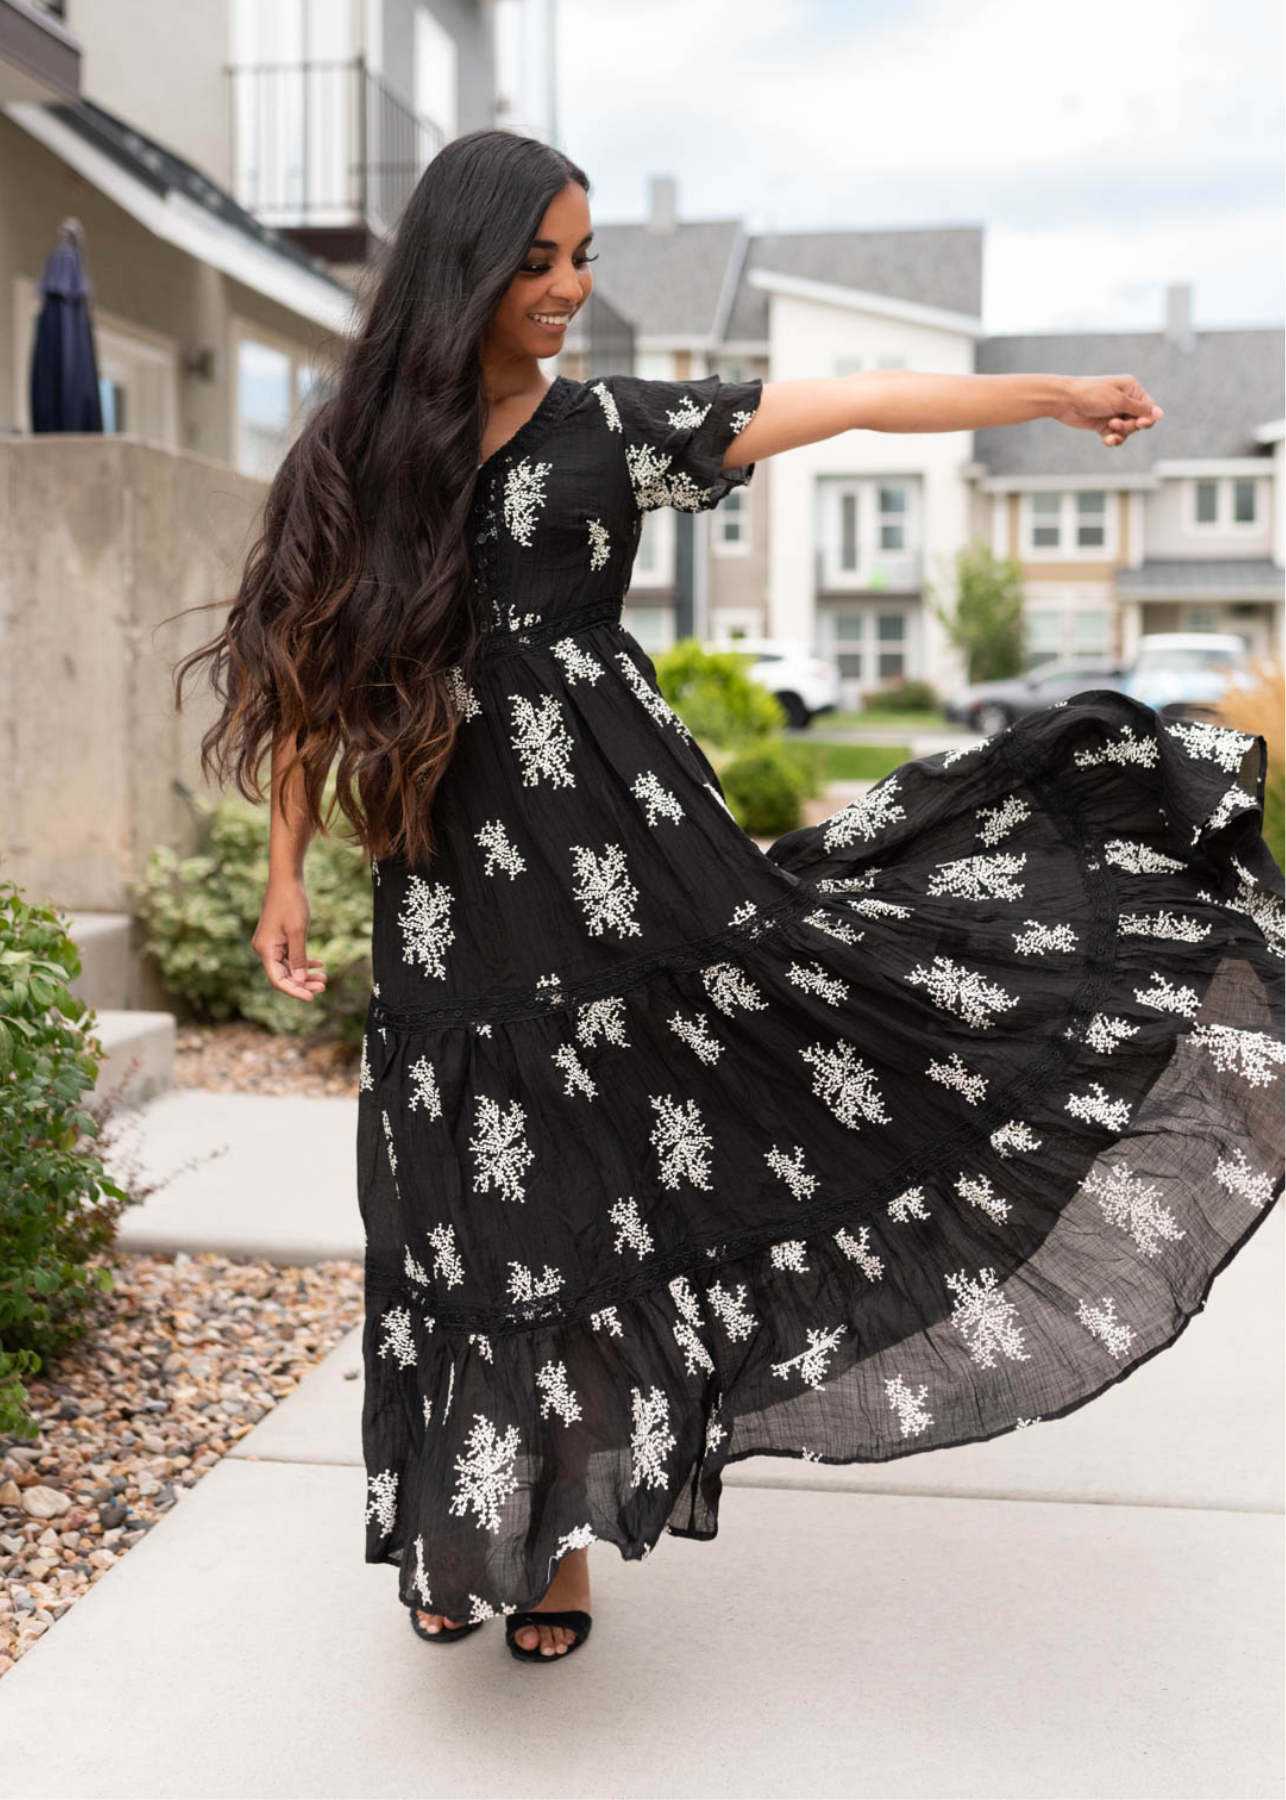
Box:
(943, 658), (1130, 735)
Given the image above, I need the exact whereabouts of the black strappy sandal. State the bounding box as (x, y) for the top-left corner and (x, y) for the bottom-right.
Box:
(408, 1604), (482, 1644)
(505, 1608), (593, 1663)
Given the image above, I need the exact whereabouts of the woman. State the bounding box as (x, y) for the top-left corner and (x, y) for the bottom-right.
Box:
(176, 129), (1284, 1665)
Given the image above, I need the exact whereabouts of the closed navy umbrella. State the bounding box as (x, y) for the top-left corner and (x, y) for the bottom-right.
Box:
(29, 217), (103, 434)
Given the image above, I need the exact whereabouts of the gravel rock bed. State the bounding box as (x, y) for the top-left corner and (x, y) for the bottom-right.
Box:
(0, 1250), (363, 1675)
(175, 1022), (361, 1097)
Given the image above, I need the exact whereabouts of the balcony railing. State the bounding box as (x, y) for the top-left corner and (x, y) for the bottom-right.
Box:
(226, 57), (444, 257)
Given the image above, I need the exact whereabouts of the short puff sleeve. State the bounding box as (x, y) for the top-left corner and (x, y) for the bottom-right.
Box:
(605, 372), (763, 513)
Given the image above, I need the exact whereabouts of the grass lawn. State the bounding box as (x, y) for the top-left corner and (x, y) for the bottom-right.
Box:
(817, 742), (914, 781)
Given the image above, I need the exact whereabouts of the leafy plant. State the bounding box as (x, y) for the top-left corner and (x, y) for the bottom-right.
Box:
(0, 871), (133, 1438)
(860, 678), (939, 714)
(129, 781), (373, 1046)
(720, 740), (826, 838)
(654, 638), (785, 747)
(1214, 656), (1285, 874)
(928, 542), (1027, 684)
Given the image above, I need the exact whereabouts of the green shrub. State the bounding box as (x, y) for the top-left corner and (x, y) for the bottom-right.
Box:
(0, 871), (134, 1439)
(129, 781), (373, 1047)
(860, 679), (939, 713)
(720, 741), (822, 838)
(654, 638), (785, 747)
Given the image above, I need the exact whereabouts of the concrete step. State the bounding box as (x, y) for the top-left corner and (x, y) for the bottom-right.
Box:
(84, 1009), (175, 1108)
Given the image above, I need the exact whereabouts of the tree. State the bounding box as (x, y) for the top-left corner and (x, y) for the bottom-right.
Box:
(929, 543), (1028, 685)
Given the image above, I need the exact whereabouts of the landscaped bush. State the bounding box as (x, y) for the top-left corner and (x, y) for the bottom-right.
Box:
(654, 638), (785, 746)
(129, 781), (373, 1047)
(1214, 656), (1285, 875)
(720, 740), (827, 839)
(0, 869), (133, 1439)
(859, 678), (939, 713)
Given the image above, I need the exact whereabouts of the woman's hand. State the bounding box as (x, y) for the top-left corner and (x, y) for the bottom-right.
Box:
(1050, 374), (1163, 447)
(252, 875), (327, 1002)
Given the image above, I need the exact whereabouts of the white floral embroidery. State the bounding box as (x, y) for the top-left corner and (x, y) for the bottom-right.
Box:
(629, 1385), (676, 1488)
(668, 1009), (723, 1064)
(975, 793), (1033, 846)
(905, 955), (1020, 1030)
(1224, 854), (1285, 957)
(943, 738), (995, 765)
(576, 995), (630, 1047)
(1073, 725), (1159, 769)
(955, 1171), (1011, 1224)
(509, 693), (576, 788)
(821, 779), (907, 853)
(587, 517), (611, 570)
(632, 769), (685, 825)
(1082, 1162), (1185, 1256)
(551, 637), (606, 684)
(1213, 1145), (1276, 1208)
(886, 1372), (933, 1437)
(770, 1238), (810, 1272)
(535, 1360), (583, 1425)
(404, 1246), (429, 1286)
(803, 907), (863, 945)
(551, 1041), (597, 1098)
(445, 663), (482, 721)
(507, 1261), (564, 1305)
(570, 842), (643, 939)
(834, 1223), (884, 1278)
(1013, 919), (1079, 955)
(1165, 718), (1257, 771)
(1134, 971), (1201, 1019)
(786, 960), (849, 1005)
(799, 1039), (891, 1130)
(475, 819), (527, 878)
(358, 1034), (374, 1092)
(468, 1094), (535, 1202)
(708, 1280), (757, 1339)
(378, 1305), (417, 1368)
(887, 1186), (931, 1222)
(770, 1324), (846, 1389)
(928, 851), (1027, 902)
(615, 649), (693, 735)
(399, 876), (455, 981)
(590, 1305), (623, 1336)
(382, 1110), (399, 1182)
(411, 1535), (432, 1607)
(702, 960), (769, 1015)
(728, 405), (758, 435)
(1083, 1012), (1141, 1054)
(669, 1275), (714, 1375)
(1118, 908), (1212, 944)
(1102, 836), (1186, 875)
(407, 1054), (442, 1117)
(1191, 783), (1257, 847)
(1076, 1294), (1136, 1359)
(666, 394), (712, 430)
(1065, 1082), (1133, 1131)
(991, 1119), (1043, 1158)
(649, 1093), (714, 1190)
(927, 1051), (987, 1104)
(502, 457), (552, 546)
(764, 1144), (818, 1201)
(592, 379), (621, 431)
(626, 441), (716, 512)
(610, 1194), (654, 1258)
(427, 1222), (465, 1287)
(448, 1413), (521, 1532)
(705, 1397), (728, 1456)
(364, 1468), (398, 1534)
(946, 1267), (1031, 1368)
(1190, 1022), (1285, 1088)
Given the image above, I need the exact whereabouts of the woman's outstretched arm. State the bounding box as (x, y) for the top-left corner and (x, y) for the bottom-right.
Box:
(726, 368), (1163, 466)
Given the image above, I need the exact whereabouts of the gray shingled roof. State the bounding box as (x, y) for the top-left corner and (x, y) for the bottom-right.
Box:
(973, 329), (1284, 473)
(1115, 558), (1283, 599)
(724, 226), (984, 340)
(563, 219), (746, 343)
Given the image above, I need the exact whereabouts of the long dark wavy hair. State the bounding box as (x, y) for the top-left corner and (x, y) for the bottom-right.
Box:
(172, 129), (590, 868)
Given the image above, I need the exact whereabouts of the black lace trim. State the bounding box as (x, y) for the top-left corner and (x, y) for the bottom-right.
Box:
(470, 378), (583, 616)
(366, 743), (1125, 1331)
(479, 596), (628, 661)
(369, 879), (817, 1030)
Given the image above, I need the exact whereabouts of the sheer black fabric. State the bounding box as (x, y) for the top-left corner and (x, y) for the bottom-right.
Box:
(355, 372), (1285, 1625)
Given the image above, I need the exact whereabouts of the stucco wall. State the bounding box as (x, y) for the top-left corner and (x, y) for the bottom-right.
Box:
(0, 435), (269, 912)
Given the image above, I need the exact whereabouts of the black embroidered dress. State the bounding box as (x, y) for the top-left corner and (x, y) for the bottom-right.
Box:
(356, 371), (1285, 1625)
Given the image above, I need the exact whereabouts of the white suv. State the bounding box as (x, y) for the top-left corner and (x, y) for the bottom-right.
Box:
(717, 636), (842, 729)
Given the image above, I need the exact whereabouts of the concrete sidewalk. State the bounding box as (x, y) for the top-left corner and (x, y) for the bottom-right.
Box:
(1, 1087), (1281, 1799)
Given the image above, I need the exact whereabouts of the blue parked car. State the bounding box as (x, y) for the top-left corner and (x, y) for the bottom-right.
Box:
(1120, 632), (1256, 724)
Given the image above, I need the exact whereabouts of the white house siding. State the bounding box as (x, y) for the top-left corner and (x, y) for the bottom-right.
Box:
(762, 289), (972, 703)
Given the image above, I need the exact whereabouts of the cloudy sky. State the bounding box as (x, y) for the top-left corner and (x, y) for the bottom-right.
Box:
(548, 0), (1283, 336)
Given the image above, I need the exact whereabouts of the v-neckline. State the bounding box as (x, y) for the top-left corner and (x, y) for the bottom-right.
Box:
(477, 376), (569, 475)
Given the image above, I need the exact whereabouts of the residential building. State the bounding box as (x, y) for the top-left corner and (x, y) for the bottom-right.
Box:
(560, 177), (1284, 706)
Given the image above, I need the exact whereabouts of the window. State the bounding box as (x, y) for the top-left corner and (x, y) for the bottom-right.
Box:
(1189, 476), (1260, 531)
(833, 355), (864, 376)
(622, 605), (674, 652)
(1022, 491), (1114, 559)
(714, 483), (751, 552)
(1072, 608), (1109, 654)
(231, 316), (328, 479)
(876, 354), (906, 369)
(818, 476), (921, 588)
(629, 508), (676, 587)
(824, 606), (917, 685)
(878, 485), (906, 550)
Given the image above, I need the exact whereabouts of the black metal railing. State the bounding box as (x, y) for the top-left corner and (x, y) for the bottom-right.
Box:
(226, 57), (443, 238)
